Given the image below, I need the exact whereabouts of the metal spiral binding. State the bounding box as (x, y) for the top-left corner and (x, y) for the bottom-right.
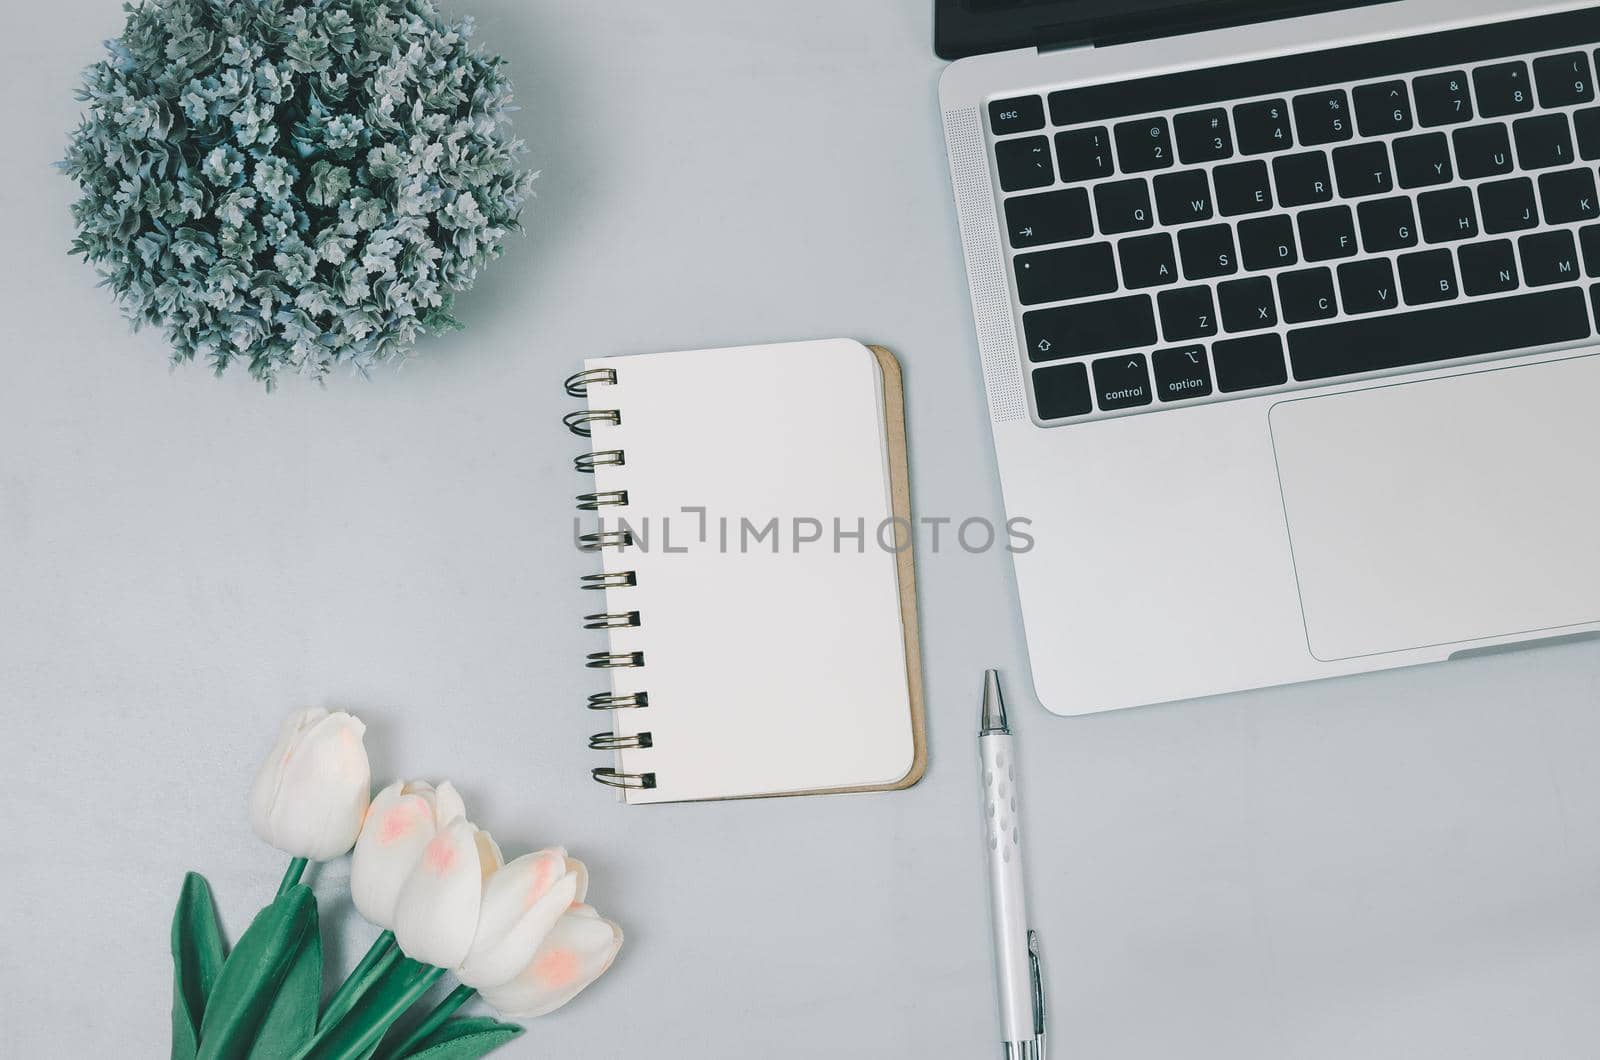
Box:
(592, 767), (656, 790)
(581, 571), (636, 590)
(589, 731), (653, 750)
(576, 490), (629, 510)
(563, 409), (620, 437)
(575, 450), (625, 473)
(570, 365), (653, 790)
(588, 691), (648, 711)
(578, 529), (633, 552)
(584, 611), (641, 629)
(564, 368), (617, 397)
(587, 651), (645, 669)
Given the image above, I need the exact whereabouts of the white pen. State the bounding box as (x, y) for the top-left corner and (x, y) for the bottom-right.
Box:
(979, 669), (1046, 1060)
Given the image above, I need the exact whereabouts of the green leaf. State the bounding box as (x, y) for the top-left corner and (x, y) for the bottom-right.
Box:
(402, 1018), (523, 1060)
(197, 884), (319, 1060)
(292, 958), (445, 1060)
(245, 899), (322, 1059)
(171, 873), (228, 1060)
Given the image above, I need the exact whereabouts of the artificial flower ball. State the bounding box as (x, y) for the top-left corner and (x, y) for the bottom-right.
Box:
(61, 0), (536, 386)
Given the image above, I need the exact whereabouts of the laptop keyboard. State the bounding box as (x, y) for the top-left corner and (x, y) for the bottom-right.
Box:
(987, 8), (1600, 424)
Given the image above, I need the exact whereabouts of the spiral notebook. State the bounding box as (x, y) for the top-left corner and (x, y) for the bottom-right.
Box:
(563, 339), (927, 804)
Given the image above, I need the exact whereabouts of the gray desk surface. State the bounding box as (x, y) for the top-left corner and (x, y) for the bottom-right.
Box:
(4, 1), (1598, 1056)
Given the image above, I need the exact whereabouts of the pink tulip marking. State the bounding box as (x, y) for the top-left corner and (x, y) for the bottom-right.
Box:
(523, 856), (558, 910)
(379, 803), (417, 844)
(534, 947), (580, 989)
(423, 834), (457, 874)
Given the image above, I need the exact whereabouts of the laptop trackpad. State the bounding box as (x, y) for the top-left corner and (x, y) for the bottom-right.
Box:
(1270, 354), (1600, 662)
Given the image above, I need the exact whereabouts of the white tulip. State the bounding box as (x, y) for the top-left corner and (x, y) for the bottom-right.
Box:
(392, 818), (503, 969)
(457, 849), (587, 990)
(350, 780), (467, 930)
(478, 904), (623, 1018)
(248, 708), (371, 861)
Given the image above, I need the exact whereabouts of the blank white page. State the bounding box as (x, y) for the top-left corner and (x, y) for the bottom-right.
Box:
(581, 339), (915, 804)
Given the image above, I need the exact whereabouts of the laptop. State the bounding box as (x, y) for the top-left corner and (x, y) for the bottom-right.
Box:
(938, 0), (1600, 716)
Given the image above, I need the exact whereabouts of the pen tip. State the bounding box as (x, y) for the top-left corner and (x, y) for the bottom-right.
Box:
(980, 669), (1009, 734)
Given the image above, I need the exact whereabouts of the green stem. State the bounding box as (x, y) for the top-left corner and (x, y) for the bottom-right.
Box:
(277, 857), (309, 897)
(319, 930), (398, 1031)
(291, 959), (446, 1060)
(374, 983), (476, 1060)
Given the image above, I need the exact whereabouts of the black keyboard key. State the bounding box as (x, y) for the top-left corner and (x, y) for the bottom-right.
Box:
(1582, 225), (1600, 277)
(1453, 124), (1514, 180)
(1458, 239), (1520, 296)
(1539, 167), (1600, 225)
(1479, 177), (1539, 233)
(1158, 286), (1218, 341)
(1092, 354), (1154, 410)
(1293, 89), (1352, 146)
(1272, 151), (1333, 208)
(1174, 108), (1233, 164)
(1055, 127), (1115, 183)
(1218, 277), (1278, 332)
(1331, 257), (1395, 315)
(1417, 187), (1479, 244)
(1238, 215), (1298, 271)
(1287, 288), (1590, 381)
(1023, 296), (1157, 361)
(1214, 161), (1273, 216)
(1575, 107), (1600, 160)
(1115, 117), (1174, 173)
(1534, 52), (1595, 108)
(1152, 346), (1213, 402)
(1354, 80), (1413, 136)
(1118, 233), (1178, 289)
(1513, 114), (1575, 169)
(1298, 205), (1359, 262)
(1415, 71), (1474, 126)
(1177, 224), (1238, 280)
(1234, 99), (1293, 155)
(1015, 244), (1118, 305)
(1337, 258), (1399, 315)
(1213, 334), (1287, 392)
(1094, 179), (1154, 234)
(1392, 133), (1453, 189)
(996, 136), (1054, 192)
(1473, 61), (1534, 119)
(1358, 196), (1418, 253)
(1278, 267), (1338, 323)
(990, 96), (1045, 135)
(1153, 170), (1214, 226)
(1332, 142), (1393, 198)
(1519, 230), (1581, 287)
(1398, 249), (1459, 305)
(1032, 363), (1093, 420)
(1005, 188), (1094, 248)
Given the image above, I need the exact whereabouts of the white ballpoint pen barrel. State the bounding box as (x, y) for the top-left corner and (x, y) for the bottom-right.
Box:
(982, 730), (1036, 1056)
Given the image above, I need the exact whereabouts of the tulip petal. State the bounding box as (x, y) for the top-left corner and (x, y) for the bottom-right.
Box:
(433, 781), (467, 827)
(476, 829), (504, 878)
(458, 850), (579, 989)
(478, 906), (623, 1019)
(247, 708), (327, 848)
(265, 711), (371, 861)
(393, 819), (486, 969)
(566, 856), (588, 906)
(351, 782), (440, 930)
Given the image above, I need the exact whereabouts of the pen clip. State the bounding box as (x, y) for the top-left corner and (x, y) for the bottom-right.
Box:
(1028, 930), (1047, 1060)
